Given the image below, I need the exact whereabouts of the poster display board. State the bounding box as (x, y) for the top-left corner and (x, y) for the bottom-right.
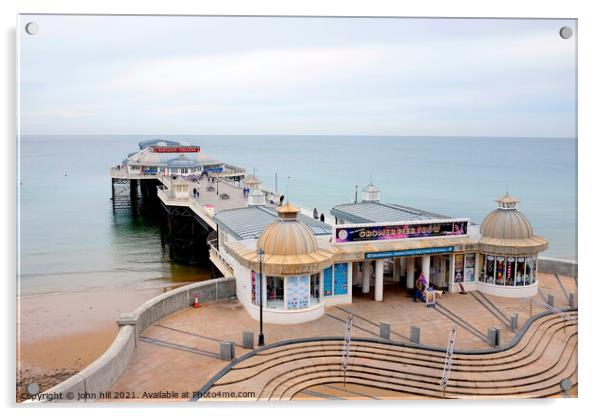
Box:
(464, 253), (475, 282)
(287, 276), (299, 309)
(251, 271), (256, 305)
(334, 263), (348, 296)
(287, 275), (310, 309)
(454, 254), (465, 283)
(323, 266), (333, 297)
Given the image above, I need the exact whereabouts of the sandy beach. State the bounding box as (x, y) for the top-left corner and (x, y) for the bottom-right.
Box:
(16, 284), (185, 401)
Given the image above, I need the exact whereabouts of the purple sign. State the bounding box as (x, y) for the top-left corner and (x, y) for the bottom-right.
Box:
(335, 220), (468, 244)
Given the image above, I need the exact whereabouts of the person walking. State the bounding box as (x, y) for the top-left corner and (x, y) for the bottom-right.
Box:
(413, 272), (427, 302)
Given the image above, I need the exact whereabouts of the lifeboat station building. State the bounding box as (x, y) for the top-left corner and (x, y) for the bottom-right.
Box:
(213, 183), (548, 324)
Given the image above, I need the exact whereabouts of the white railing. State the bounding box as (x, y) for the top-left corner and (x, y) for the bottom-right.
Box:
(208, 239), (235, 277)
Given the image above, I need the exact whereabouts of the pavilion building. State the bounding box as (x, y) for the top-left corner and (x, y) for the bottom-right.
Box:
(212, 183), (548, 324)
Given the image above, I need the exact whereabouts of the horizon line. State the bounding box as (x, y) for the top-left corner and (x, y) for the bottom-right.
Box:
(17, 133), (577, 139)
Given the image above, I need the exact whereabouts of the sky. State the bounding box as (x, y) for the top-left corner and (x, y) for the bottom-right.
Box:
(18, 15), (577, 137)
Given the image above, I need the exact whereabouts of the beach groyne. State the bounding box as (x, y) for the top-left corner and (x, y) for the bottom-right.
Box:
(30, 277), (236, 403)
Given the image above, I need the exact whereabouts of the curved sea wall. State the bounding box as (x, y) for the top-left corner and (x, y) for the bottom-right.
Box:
(539, 257), (578, 278)
(31, 277), (236, 403)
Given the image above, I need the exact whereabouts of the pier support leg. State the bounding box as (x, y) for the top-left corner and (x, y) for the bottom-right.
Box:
(375, 259), (384, 301)
(362, 261), (371, 293)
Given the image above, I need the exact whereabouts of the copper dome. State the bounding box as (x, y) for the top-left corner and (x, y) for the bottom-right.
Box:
(257, 203), (319, 256)
(478, 193), (547, 255)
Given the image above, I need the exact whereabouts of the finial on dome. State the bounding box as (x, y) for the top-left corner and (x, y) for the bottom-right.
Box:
(277, 202), (300, 220)
(496, 192), (520, 209)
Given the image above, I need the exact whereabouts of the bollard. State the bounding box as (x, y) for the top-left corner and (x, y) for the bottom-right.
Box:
(242, 331), (254, 349)
(510, 312), (519, 331)
(410, 326), (421, 344)
(569, 293), (576, 308)
(379, 322), (390, 340)
(487, 327), (500, 347)
(547, 294), (555, 307)
(220, 341), (235, 361)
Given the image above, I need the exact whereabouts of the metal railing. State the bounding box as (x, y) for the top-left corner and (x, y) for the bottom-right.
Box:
(208, 239), (235, 277)
(532, 299), (577, 334)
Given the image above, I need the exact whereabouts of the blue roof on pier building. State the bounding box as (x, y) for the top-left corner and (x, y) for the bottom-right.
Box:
(167, 155), (198, 169)
(330, 201), (449, 224)
(138, 139), (181, 149)
(214, 206), (331, 241)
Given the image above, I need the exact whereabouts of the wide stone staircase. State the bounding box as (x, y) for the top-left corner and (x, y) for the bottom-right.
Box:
(200, 311), (577, 400)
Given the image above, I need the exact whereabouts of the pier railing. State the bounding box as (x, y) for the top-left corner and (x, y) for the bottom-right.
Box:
(208, 238), (235, 277)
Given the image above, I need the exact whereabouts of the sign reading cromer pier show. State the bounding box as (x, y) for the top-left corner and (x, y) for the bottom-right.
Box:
(334, 219), (469, 244)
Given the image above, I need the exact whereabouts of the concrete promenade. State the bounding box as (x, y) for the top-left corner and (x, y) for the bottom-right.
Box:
(108, 272), (576, 401)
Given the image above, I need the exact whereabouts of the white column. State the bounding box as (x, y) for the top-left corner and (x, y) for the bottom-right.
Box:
(393, 258), (401, 282)
(347, 262), (354, 303)
(421, 255), (431, 287)
(375, 259), (384, 301)
(406, 257), (415, 289)
(362, 261), (371, 293)
(450, 254), (456, 293)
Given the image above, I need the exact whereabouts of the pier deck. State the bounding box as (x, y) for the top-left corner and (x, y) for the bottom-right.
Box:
(111, 169), (293, 234)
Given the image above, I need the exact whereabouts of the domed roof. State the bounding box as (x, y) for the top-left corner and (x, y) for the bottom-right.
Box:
(168, 155), (197, 168)
(479, 193), (547, 255)
(481, 210), (533, 240)
(257, 203), (319, 256)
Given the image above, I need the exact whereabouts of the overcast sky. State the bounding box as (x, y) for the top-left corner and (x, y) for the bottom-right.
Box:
(18, 15), (576, 137)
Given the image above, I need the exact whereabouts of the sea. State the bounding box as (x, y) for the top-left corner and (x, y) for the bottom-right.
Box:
(18, 135), (577, 297)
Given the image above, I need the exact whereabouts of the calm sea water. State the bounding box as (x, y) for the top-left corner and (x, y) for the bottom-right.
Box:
(18, 135), (577, 296)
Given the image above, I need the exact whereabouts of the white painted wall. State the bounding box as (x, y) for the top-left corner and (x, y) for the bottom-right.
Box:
(476, 281), (539, 298)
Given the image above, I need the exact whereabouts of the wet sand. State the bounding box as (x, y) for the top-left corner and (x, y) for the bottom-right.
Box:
(16, 285), (181, 401)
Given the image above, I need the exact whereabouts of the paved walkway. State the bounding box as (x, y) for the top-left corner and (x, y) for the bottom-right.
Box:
(109, 272), (577, 401)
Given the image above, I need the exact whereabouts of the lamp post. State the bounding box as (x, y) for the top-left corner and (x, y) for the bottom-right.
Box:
(216, 172), (219, 196)
(257, 248), (265, 346)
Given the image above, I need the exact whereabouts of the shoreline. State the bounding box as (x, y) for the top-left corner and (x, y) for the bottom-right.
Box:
(16, 282), (194, 402)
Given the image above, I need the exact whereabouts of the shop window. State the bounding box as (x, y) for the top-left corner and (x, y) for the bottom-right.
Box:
(310, 273), (321, 306)
(495, 257), (506, 286)
(465, 253), (476, 282)
(251, 271), (256, 305)
(532, 257), (537, 283)
(479, 254), (485, 282)
(323, 266), (333, 296)
(485, 255), (495, 284)
(516, 257), (526, 286)
(454, 254), (464, 283)
(266, 275), (284, 309)
(286, 275), (309, 309)
(506, 257), (516, 286)
(333, 263), (348, 295)
(525, 257), (534, 285)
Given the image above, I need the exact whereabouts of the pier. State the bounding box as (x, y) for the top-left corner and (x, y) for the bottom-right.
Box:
(109, 139), (283, 265)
